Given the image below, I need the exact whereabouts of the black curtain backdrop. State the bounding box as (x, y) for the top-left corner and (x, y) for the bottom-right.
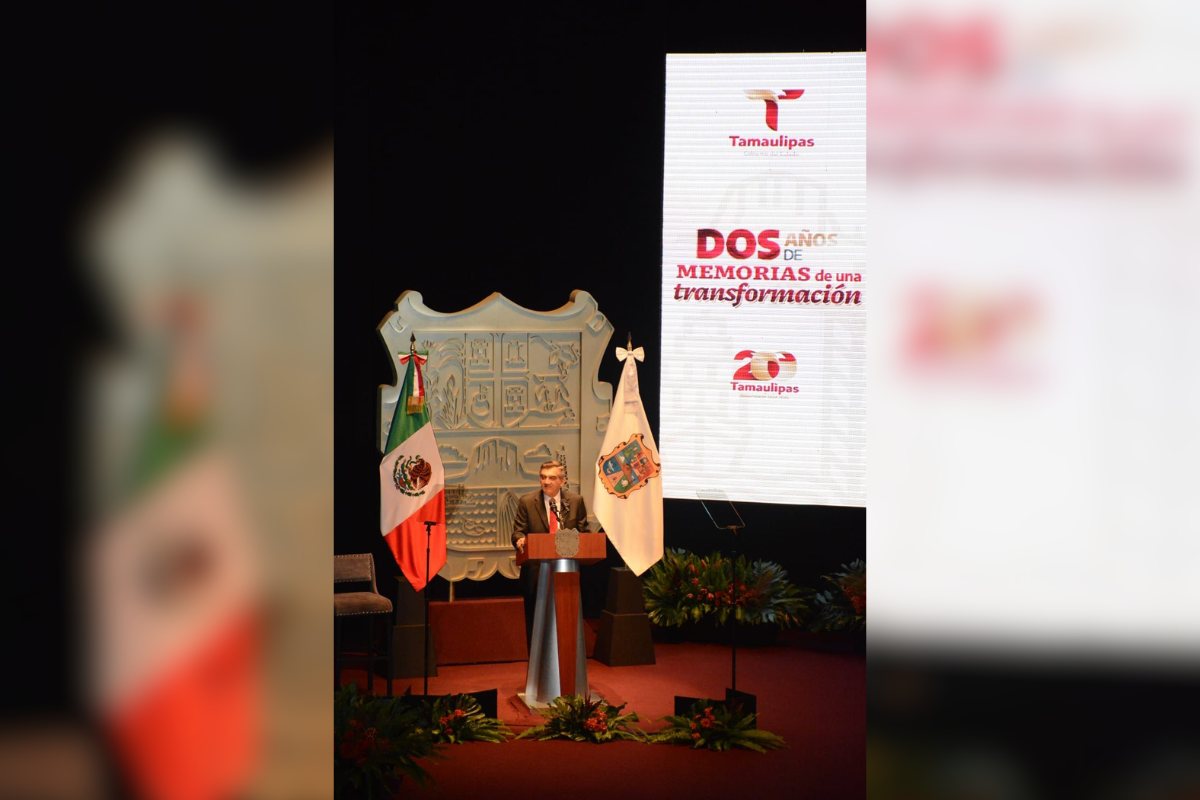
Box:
(337, 6), (867, 614)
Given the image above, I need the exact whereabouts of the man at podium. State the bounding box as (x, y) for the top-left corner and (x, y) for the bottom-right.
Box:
(511, 460), (590, 650)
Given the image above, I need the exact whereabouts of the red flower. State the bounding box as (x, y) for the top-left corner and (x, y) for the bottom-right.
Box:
(691, 577), (700, 585)
(686, 593), (693, 599)
(691, 732), (701, 740)
(700, 718), (713, 728)
(453, 709), (465, 718)
(706, 593), (714, 600)
(690, 722), (697, 730)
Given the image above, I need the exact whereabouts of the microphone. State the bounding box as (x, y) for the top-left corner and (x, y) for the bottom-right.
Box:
(549, 497), (563, 527)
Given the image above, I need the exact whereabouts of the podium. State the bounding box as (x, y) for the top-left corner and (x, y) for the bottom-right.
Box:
(516, 530), (607, 706)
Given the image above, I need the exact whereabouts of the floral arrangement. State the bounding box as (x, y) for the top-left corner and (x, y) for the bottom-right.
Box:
(334, 684), (444, 796)
(420, 692), (510, 744)
(515, 694), (646, 743)
(642, 548), (807, 628)
(650, 699), (786, 752)
(806, 559), (865, 632)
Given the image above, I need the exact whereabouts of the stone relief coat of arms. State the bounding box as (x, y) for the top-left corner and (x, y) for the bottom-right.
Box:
(378, 291), (613, 584)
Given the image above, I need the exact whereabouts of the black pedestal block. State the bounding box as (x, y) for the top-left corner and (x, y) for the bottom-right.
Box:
(392, 624), (438, 678)
(393, 577), (437, 678)
(593, 567), (656, 666)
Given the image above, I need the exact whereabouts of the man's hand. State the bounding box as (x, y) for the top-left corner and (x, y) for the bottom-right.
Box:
(516, 536), (525, 553)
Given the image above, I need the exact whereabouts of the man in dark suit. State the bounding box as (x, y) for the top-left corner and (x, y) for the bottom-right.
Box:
(511, 460), (589, 650)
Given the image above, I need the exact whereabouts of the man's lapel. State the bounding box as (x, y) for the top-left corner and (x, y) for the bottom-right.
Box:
(535, 492), (550, 532)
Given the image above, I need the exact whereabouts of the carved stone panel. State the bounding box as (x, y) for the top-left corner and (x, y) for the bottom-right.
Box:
(378, 292), (613, 582)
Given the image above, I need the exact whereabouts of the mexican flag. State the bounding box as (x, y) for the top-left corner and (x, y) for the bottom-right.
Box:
(380, 348), (446, 591)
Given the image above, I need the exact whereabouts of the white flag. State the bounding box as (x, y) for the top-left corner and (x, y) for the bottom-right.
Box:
(592, 345), (663, 575)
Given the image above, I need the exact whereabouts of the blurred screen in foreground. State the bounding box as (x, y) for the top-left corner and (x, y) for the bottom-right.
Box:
(868, 0), (1199, 660)
(868, 2), (1200, 798)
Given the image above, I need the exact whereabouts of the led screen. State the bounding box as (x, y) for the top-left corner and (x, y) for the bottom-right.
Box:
(661, 53), (866, 506)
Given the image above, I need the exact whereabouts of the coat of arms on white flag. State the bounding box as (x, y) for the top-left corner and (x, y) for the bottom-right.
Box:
(592, 342), (663, 575)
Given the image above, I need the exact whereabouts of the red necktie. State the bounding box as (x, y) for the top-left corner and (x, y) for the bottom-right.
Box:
(548, 500), (558, 533)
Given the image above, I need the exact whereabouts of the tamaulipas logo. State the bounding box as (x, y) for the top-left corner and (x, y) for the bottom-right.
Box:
(744, 89), (804, 130)
(731, 350), (800, 395)
(731, 89), (813, 149)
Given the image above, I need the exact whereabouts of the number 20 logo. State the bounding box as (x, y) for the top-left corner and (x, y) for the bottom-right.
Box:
(733, 350), (797, 381)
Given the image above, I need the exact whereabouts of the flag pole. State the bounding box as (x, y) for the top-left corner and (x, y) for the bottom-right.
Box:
(624, 331), (633, 575)
(729, 521), (741, 691)
(423, 519), (435, 695)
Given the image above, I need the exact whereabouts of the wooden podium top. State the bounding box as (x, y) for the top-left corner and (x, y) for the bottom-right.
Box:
(514, 531), (607, 567)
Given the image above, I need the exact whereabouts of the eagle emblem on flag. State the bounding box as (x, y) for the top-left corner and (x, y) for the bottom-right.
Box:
(393, 455), (432, 496)
(598, 433), (661, 499)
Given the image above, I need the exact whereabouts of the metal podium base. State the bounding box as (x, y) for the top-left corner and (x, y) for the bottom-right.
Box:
(524, 559), (588, 705)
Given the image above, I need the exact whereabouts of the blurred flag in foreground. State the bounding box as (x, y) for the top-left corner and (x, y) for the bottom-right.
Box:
(79, 132), (333, 799)
(83, 142), (262, 800)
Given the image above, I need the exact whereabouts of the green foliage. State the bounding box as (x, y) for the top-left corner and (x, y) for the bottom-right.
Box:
(421, 693), (511, 744)
(334, 684), (445, 796)
(515, 695), (646, 743)
(642, 548), (808, 628)
(650, 699), (786, 752)
(806, 559), (866, 632)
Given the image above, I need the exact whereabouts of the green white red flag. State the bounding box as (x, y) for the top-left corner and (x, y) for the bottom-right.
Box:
(380, 347), (446, 591)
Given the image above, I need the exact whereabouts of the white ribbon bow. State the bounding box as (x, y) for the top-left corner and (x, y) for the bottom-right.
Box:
(616, 346), (644, 362)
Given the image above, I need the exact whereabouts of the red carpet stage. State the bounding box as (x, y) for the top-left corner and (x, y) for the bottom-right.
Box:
(341, 632), (865, 798)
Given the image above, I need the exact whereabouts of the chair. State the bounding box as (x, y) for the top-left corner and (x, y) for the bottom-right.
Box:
(334, 553), (394, 696)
